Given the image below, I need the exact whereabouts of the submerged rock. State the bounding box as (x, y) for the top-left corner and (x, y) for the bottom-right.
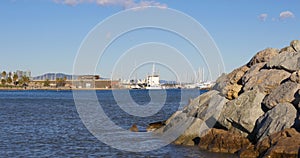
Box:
(146, 121), (166, 132)
(130, 124), (139, 132)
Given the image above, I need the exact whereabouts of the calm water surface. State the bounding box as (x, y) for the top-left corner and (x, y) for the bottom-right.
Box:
(0, 90), (236, 157)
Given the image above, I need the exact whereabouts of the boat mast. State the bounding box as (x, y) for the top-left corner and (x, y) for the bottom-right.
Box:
(152, 63), (155, 76)
(202, 67), (205, 82)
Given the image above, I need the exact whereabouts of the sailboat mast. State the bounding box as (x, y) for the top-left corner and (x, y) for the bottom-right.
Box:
(202, 68), (205, 82)
(152, 63), (155, 76)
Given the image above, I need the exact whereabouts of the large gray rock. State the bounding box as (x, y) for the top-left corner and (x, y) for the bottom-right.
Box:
(262, 81), (300, 109)
(160, 92), (228, 146)
(183, 90), (220, 117)
(218, 89), (265, 135)
(173, 117), (203, 145)
(247, 48), (279, 67)
(254, 103), (297, 142)
(267, 51), (300, 72)
(243, 69), (290, 94)
(197, 94), (228, 124)
(213, 65), (249, 100)
(290, 40), (300, 52)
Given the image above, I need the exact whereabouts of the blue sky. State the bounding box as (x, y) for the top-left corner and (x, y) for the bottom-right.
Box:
(0, 0), (299, 81)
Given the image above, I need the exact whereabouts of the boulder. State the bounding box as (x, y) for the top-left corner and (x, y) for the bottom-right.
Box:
(196, 94), (228, 127)
(243, 69), (290, 94)
(213, 65), (249, 100)
(279, 46), (296, 53)
(242, 62), (266, 85)
(229, 66), (249, 84)
(247, 48), (279, 67)
(262, 81), (300, 110)
(254, 103), (297, 142)
(161, 112), (188, 133)
(173, 118), (203, 145)
(255, 128), (300, 157)
(129, 124), (139, 132)
(198, 128), (251, 154)
(290, 40), (300, 52)
(218, 89), (265, 135)
(160, 93), (228, 146)
(146, 121), (166, 132)
(238, 145), (260, 158)
(162, 91), (221, 133)
(224, 84), (242, 100)
(182, 90), (220, 117)
(267, 51), (300, 72)
(290, 70), (300, 83)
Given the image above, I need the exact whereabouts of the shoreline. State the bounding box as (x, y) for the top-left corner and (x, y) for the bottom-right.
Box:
(0, 87), (122, 91)
(0, 86), (210, 91)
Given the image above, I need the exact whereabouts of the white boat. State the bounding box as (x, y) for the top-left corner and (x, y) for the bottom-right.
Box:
(130, 84), (142, 89)
(145, 85), (162, 90)
(197, 81), (214, 90)
(145, 64), (162, 90)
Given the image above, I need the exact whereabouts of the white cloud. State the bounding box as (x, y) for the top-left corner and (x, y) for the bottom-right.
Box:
(53, 0), (80, 6)
(279, 11), (295, 20)
(53, 0), (167, 9)
(258, 13), (268, 21)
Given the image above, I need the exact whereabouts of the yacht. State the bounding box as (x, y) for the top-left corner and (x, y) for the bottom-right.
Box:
(145, 64), (162, 90)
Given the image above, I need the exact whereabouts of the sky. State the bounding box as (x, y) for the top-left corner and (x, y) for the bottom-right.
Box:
(0, 0), (300, 81)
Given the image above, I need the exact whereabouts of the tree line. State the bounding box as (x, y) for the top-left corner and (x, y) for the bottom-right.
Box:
(1, 71), (30, 86)
(1, 71), (67, 87)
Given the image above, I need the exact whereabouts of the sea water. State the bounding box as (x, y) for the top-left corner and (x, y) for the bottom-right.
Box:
(0, 90), (236, 157)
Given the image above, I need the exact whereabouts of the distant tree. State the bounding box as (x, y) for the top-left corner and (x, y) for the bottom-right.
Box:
(13, 74), (18, 85)
(1, 79), (6, 85)
(7, 77), (12, 84)
(22, 76), (30, 84)
(56, 78), (66, 87)
(1, 71), (6, 79)
(44, 79), (50, 87)
(18, 79), (24, 86)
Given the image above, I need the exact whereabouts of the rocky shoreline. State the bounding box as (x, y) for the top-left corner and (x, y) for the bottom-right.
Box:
(153, 40), (300, 157)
